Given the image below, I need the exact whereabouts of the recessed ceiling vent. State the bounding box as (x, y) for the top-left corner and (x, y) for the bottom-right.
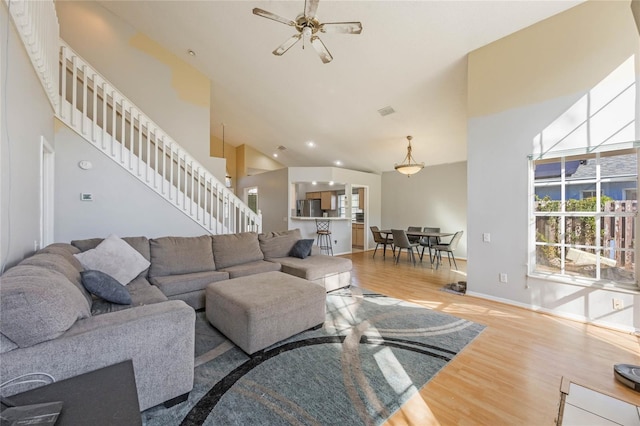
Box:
(378, 106), (395, 117)
(277, 145), (287, 151)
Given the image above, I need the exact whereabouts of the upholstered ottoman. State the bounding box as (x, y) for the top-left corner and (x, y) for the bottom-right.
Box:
(205, 271), (326, 354)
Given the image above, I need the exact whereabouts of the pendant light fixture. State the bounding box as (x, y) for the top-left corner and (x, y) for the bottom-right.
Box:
(394, 135), (424, 176)
(222, 124), (232, 188)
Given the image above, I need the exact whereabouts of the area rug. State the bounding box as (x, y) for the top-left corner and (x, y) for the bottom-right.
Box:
(142, 287), (485, 426)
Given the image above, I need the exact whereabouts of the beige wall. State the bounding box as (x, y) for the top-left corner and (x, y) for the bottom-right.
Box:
(468, 0), (637, 117)
(237, 144), (284, 177)
(210, 134), (237, 191)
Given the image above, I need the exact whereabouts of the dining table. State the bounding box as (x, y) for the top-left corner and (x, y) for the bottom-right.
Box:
(379, 229), (454, 265)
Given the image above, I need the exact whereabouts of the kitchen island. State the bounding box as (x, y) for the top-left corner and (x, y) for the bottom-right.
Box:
(290, 217), (353, 255)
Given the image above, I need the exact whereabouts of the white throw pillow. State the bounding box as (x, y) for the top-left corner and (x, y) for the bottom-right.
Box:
(74, 234), (150, 285)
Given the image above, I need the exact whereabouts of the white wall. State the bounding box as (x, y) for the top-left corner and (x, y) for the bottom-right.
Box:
(1, 4), (55, 269)
(290, 167), (382, 255)
(381, 162), (467, 258)
(467, 0), (640, 332)
(238, 167), (382, 255)
(54, 123), (208, 241)
(238, 168), (289, 234)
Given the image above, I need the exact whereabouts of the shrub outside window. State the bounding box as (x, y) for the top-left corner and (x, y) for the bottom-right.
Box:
(530, 149), (638, 289)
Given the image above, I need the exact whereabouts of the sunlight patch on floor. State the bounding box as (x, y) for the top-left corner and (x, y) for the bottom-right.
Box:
(545, 314), (640, 356)
(384, 391), (442, 426)
(405, 298), (526, 320)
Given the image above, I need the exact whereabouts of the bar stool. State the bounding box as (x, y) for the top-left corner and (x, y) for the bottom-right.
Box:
(315, 219), (333, 256)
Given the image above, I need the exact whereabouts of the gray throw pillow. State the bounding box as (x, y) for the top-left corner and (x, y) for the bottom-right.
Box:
(81, 270), (132, 305)
(289, 239), (315, 259)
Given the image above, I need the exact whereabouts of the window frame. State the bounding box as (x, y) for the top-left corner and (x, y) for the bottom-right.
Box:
(529, 148), (639, 290)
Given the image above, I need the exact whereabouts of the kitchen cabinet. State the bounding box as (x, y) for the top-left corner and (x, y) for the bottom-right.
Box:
(320, 191), (336, 210)
(352, 223), (364, 248)
(358, 188), (365, 210)
(306, 192), (321, 200)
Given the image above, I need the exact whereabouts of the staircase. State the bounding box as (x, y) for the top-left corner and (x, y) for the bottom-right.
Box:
(7, 0), (260, 234)
(55, 41), (261, 234)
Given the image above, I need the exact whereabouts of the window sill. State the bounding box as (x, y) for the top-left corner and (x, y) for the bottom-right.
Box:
(527, 273), (640, 295)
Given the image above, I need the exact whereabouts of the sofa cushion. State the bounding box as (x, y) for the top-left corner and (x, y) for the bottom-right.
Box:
(212, 232), (263, 269)
(0, 266), (91, 348)
(258, 229), (302, 260)
(18, 253), (93, 309)
(0, 333), (18, 354)
(275, 255), (353, 281)
(219, 260), (281, 279)
(37, 244), (83, 271)
(74, 235), (150, 285)
(149, 235), (215, 277)
(81, 270), (132, 305)
(289, 239), (315, 259)
(150, 270), (229, 297)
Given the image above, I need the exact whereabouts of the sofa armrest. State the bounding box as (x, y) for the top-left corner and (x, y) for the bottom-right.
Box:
(0, 301), (195, 411)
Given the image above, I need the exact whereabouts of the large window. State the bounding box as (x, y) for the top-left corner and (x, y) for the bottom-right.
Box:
(531, 149), (638, 288)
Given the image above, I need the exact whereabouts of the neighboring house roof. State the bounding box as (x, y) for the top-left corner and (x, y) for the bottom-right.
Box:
(568, 154), (637, 180)
(535, 154), (637, 182)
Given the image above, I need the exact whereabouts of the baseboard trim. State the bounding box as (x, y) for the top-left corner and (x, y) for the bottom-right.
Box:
(465, 291), (639, 335)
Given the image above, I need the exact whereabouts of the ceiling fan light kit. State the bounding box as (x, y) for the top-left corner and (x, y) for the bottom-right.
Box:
(253, 0), (362, 64)
(394, 136), (425, 177)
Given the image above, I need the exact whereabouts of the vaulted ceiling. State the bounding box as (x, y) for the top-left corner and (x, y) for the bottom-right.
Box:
(97, 0), (584, 174)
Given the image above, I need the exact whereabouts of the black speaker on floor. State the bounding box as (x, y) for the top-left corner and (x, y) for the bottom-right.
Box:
(614, 364), (640, 391)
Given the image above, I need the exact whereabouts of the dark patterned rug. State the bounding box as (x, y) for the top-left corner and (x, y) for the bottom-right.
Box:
(142, 286), (484, 426)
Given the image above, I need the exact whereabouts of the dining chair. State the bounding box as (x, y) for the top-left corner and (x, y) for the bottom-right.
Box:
(370, 226), (394, 258)
(391, 229), (419, 265)
(418, 226), (440, 264)
(407, 226), (422, 244)
(432, 231), (463, 270)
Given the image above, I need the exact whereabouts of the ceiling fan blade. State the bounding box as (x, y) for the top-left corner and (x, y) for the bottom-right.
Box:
(252, 8), (296, 27)
(273, 34), (302, 56)
(311, 36), (333, 64)
(304, 0), (320, 19)
(320, 22), (363, 35)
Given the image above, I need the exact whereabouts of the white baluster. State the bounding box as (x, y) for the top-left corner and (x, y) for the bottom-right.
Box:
(137, 112), (143, 176)
(81, 64), (87, 136)
(101, 81), (107, 150)
(71, 55), (77, 127)
(91, 73), (97, 142)
(129, 107), (135, 170)
(59, 45), (66, 120)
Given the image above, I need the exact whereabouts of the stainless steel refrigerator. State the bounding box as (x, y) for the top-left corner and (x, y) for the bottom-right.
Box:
(297, 199), (322, 217)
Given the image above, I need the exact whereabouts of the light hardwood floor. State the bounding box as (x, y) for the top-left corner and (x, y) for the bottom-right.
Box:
(342, 249), (640, 425)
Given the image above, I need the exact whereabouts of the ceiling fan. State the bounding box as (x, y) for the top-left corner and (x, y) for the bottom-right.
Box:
(252, 0), (362, 64)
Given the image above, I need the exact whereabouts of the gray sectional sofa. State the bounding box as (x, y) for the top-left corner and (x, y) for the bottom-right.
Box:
(0, 228), (351, 411)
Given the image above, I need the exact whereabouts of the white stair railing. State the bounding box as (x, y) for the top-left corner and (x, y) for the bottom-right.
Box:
(5, 0), (59, 110)
(57, 41), (261, 234)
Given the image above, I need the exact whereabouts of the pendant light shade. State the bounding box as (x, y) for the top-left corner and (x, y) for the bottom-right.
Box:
(394, 136), (424, 176)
